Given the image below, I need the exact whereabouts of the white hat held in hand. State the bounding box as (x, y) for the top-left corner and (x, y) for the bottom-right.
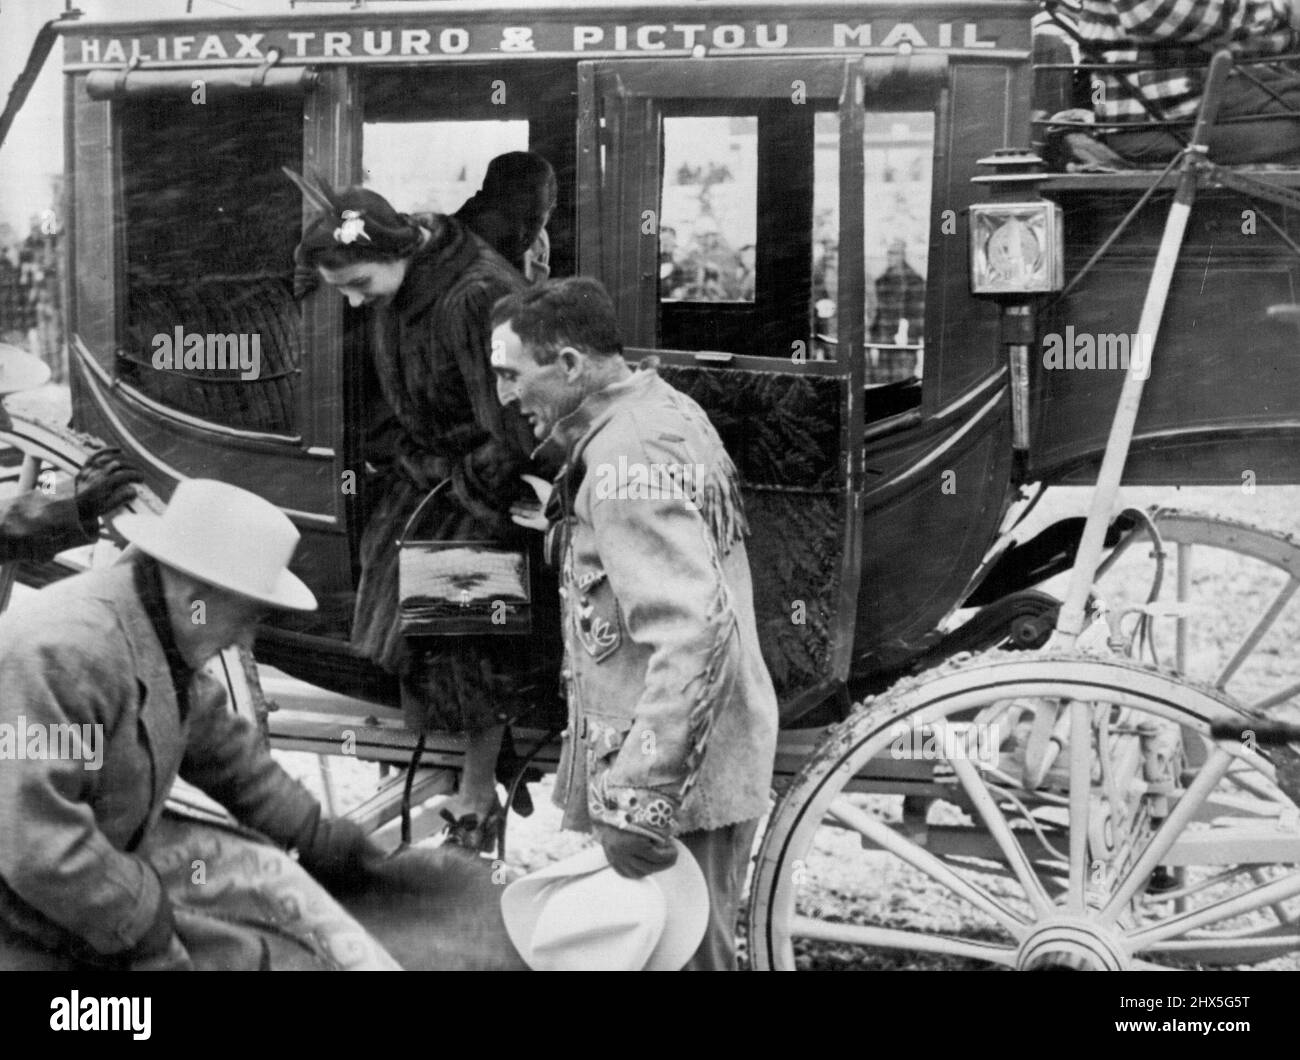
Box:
(114, 478), (317, 612)
(502, 839), (708, 971)
(0, 343), (51, 396)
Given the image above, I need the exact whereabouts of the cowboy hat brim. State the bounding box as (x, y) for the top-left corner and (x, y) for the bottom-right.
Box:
(0, 343), (51, 396)
(113, 509), (318, 612)
(501, 838), (709, 971)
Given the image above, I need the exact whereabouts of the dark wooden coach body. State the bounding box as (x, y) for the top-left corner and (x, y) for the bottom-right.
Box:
(31, 0), (1300, 728)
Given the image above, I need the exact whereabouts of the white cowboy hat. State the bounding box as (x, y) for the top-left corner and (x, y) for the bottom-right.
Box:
(114, 478), (317, 612)
(0, 343), (51, 395)
(501, 839), (708, 971)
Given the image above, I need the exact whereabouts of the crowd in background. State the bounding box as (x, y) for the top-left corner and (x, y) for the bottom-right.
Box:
(0, 217), (63, 384)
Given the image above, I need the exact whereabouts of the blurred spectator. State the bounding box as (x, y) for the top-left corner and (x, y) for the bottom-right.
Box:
(736, 244), (756, 301)
(677, 216), (743, 300)
(659, 225), (688, 297)
(19, 216), (64, 383)
(0, 253), (33, 339)
(869, 239), (925, 345)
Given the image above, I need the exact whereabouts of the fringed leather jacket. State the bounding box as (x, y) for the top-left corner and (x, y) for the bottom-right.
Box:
(547, 364), (778, 838)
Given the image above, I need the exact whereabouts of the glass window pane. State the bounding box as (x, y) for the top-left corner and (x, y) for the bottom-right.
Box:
(118, 94), (303, 434)
(660, 116), (757, 303)
(811, 110), (935, 378)
(865, 113), (933, 356)
(363, 120), (530, 214)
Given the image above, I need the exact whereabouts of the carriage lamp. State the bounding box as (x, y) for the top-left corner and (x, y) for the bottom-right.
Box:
(969, 202), (1064, 294)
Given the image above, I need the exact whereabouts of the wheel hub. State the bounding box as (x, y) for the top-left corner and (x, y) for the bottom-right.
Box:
(1016, 917), (1130, 971)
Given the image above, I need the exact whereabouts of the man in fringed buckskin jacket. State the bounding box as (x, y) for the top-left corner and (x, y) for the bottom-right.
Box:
(490, 277), (778, 970)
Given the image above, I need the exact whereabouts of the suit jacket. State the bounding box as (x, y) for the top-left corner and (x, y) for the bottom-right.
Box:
(548, 365), (778, 837)
(0, 558), (320, 965)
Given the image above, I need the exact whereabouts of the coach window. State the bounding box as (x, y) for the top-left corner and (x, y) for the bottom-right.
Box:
(812, 110), (935, 379)
(659, 116), (758, 304)
(116, 92), (304, 435)
(361, 63), (578, 276)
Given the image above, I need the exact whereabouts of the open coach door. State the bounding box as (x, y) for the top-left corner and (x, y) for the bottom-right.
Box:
(62, 61), (357, 636)
(576, 55), (935, 724)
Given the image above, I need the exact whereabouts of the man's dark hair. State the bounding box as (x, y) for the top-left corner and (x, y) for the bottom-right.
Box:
(491, 277), (624, 364)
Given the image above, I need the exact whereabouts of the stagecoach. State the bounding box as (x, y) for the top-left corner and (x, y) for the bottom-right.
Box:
(5, 0), (1300, 970)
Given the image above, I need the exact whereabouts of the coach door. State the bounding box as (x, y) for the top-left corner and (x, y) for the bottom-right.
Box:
(577, 56), (903, 720)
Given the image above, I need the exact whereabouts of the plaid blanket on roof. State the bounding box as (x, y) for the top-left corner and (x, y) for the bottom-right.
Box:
(1074, 0), (1296, 122)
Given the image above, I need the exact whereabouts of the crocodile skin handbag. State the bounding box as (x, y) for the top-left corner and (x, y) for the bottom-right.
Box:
(397, 481), (532, 636)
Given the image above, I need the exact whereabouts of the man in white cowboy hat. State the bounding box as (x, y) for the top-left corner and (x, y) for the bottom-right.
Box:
(0, 478), (401, 970)
(0, 342), (140, 563)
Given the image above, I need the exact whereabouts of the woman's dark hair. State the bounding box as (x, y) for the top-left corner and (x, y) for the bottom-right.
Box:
(491, 277), (623, 364)
(295, 186), (423, 273)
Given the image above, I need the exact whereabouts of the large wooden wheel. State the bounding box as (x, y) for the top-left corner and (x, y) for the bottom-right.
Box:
(747, 653), (1300, 970)
(1093, 507), (1300, 717)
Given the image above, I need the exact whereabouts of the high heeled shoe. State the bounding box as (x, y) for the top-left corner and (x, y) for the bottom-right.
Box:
(438, 801), (506, 856)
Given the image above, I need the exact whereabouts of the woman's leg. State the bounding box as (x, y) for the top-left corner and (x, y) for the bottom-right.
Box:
(440, 723), (505, 822)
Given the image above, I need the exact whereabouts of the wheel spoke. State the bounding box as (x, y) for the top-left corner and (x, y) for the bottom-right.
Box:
(790, 916), (1017, 966)
(1250, 680), (1300, 714)
(1251, 868), (1298, 925)
(949, 755), (1056, 917)
(1174, 541), (1190, 674)
(1127, 870), (1300, 948)
(1067, 699), (1092, 914)
(1215, 577), (1300, 690)
(1101, 745), (1235, 923)
(826, 797), (1029, 936)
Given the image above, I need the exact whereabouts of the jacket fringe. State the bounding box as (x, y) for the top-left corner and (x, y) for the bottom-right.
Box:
(679, 524), (740, 802)
(697, 452), (749, 559)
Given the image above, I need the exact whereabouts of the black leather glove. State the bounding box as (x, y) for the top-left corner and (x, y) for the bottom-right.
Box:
(297, 811), (386, 891)
(74, 448), (142, 531)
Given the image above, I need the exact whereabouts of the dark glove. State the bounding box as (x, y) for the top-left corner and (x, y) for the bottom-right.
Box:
(74, 447), (142, 531)
(298, 811), (386, 891)
(592, 821), (678, 880)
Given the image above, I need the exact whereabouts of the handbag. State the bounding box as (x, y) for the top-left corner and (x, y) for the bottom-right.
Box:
(397, 480), (532, 636)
